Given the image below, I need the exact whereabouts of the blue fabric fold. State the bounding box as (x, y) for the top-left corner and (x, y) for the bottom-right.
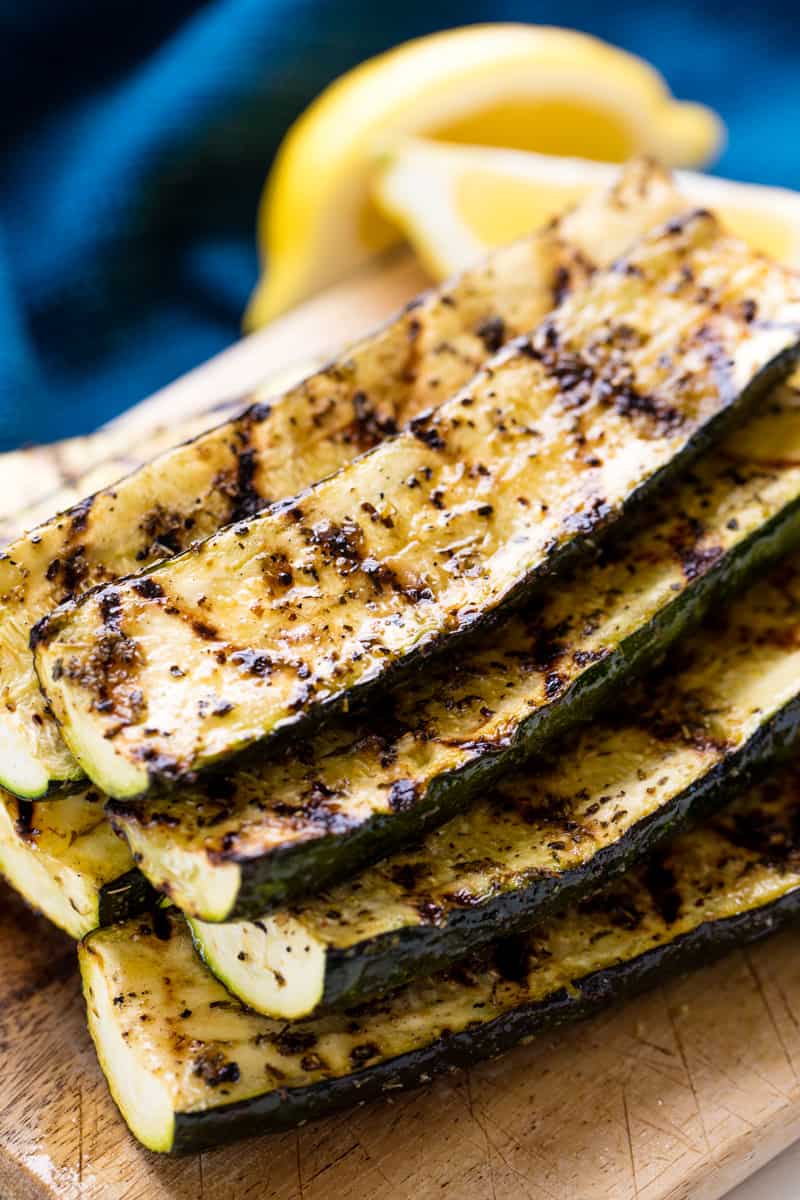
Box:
(1, 0), (798, 449)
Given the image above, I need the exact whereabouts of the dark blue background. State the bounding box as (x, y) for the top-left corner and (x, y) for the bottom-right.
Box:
(1, 0), (798, 450)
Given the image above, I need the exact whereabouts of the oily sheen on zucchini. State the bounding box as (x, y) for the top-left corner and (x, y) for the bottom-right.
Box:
(0, 396), (245, 549)
(111, 375), (800, 919)
(9, 376), (800, 939)
(35, 213), (800, 799)
(188, 550), (800, 1016)
(0, 161), (680, 801)
(80, 767), (800, 1153)
(0, 789), (150, 939)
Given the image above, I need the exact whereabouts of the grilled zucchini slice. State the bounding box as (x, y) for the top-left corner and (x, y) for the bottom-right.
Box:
(111, 376), (800, 919)
(80, 766), (800, 1153)
(0, 160), (682, 801)
(0, 397), (245, 549)
(189, 549), (800, 1016)
(8, 377), (800, 938)
(0, 788), (150, 938)
(35, 212), (800, 800)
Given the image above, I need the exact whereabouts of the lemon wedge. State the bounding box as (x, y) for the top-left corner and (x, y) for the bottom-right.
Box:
(375, 138), (800, 279)
(246, 23), (722, 328)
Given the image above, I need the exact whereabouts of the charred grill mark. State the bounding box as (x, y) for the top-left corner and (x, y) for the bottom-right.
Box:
(131, 747), (186, 782)
(527, 310), (690, 436)
(69, 495), (94, 534)
(133, 578), (165, 600)
(99, 590), (122, 630)
(306, 519), (365, 568)
(228, 447), (266, 524)
(408, 411), (446, 451)
(390, 860), (429, 891)
(344, 392), (399, 451)
(44, 546), (91, 602)
(475, 316), (506, 355)
(44, 585), (145, 715)
(193, 1050), (241, 1087)
(629, 679), (731, 756)
(714, 786), (800, 866)
(613, 387), (682, 433)
(303, 517), (431, 606)
(213, 777), (358, 842)
(643, 854), (682, 925)
(136, 504), (192, 562)
(273, 1029), (318, 1056)
(550, 246), (596, 307)
(191, 619), (219, 641)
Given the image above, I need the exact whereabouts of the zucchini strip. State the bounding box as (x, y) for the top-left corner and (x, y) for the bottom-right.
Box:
(11, 371), (800, 943)
(0, 788), (151, 938)
(10, 379), (800, 943)
(80, 765), (800, 1154)
(35, 213), (800, 799)
(111, 375), (800, 918)
(187, 550), (800, 1016)
(0, 397), (245, 549)
(0, 160), (681, 801)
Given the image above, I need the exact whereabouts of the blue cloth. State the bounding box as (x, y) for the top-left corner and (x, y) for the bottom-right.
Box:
(2, 0), (799, 450)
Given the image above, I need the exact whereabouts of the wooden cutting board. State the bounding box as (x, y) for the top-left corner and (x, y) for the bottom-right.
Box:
(4, 252), (800, 1200)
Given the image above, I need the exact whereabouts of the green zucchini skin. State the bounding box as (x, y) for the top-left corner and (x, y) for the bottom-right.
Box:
(6, 160), (643, 805)
(174, 892), (800, 1153)
(234, 491), (800, 920)
(96, 870), (155, 928)
(36, 213), (800, 800)
(82, 768), (800, 1154)
(316, 690), (800, 1011)
(112, 424), (800, 919)
(186, 546), (800, 1016)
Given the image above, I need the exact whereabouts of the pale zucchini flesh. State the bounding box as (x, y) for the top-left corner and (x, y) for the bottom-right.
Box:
(35, 213), (800, 800)
(0, 397), (246, 549)
(0, 788), (150, 938)
(0, 161), (683, 800)
(80, 767), (800, 1153)
(111, 375), (800, 919)
(17, 369), (800, 946)
(188, 548), (800, 1015)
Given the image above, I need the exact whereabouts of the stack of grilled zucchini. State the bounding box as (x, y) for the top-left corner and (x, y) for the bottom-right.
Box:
(4, 160), (800, 1154)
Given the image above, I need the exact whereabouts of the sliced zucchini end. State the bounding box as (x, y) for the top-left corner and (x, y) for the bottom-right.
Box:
(118, 819), (241, 922)
(189, 913), (326, 1019)
(0, 724), (59, 800)
(79, 939), (176, 1153)
(0, 801), (99, 939)
(41, 678), (149, 800)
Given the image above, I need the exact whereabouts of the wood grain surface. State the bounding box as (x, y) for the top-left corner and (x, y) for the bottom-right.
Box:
(3, 253), (800, 1200)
